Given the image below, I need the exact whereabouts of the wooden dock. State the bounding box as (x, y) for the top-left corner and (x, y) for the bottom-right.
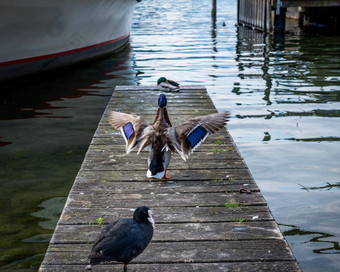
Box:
(39, 86), (301, 271)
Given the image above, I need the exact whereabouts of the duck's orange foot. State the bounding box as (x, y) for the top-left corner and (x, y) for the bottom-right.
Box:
(162, 169), (171, 179)
(162, 175), (172, 180)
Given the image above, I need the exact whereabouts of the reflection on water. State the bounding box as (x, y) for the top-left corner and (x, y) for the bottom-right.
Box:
(281, 224), (340, 254)
(299, 182), (340, 191)
(31, 197), (67, 230)
(230, 24), (340, 272)
(0, 0), (340, 271)
(0, 46), (136, 270)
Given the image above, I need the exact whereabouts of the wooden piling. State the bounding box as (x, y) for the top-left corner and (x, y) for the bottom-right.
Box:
(238, 0), (340, 33)
(39, 86), (301, 271)
(238, 0), (272, 32)
(274, 7), (287, 33)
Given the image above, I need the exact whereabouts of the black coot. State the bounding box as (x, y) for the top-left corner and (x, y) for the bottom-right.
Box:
(87, 206), (154, 271)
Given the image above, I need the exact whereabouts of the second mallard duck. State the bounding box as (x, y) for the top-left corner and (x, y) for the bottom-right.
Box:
(157, 77), (180, 92)
(109, 94), (229, 179)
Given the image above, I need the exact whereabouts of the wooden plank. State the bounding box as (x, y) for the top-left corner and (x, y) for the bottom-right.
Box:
(86, 146), (243, 160)
(58, 206), (273, 224)
(51, 221), (283, 243)
(39, 86), (300, 271)
(80, 157), (248, 171)
(40, 262), (302, 272)
(69, 180), (260, 194)
(114, 85), (207, 91)
(42, 240), (296, 265)
(65, 192), (267, 208)
(75, 168), (255, 182)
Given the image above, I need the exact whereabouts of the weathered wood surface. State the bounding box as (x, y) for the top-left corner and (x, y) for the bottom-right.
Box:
(40, 262), (300, 272)
(39, 86), (301, 271)
(42, 240), (295, 264)
(58, 205), (273, 225)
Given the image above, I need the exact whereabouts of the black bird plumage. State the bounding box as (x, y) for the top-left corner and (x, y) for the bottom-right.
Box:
(88, 206), (154, 271)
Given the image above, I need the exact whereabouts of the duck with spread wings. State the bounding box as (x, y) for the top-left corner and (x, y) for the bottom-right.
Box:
(109, 94), (229, 179)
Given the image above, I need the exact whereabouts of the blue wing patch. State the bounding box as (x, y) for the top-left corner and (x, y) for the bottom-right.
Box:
(122, 122), (134, 140)
(187, 126), (208, 149)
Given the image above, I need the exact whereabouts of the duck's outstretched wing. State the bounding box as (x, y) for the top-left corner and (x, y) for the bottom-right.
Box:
(109, 111), (154, 154)
(166, 112), (229, 160)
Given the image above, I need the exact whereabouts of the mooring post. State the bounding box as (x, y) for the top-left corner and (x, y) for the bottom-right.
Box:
(211, 0), (216, 17)
(211, 0), (217, 35)
(274, 0), (287, 33)
(274, 8), (287, 32)
(264, 0), (268, 33)
(237, 0), (240, 25)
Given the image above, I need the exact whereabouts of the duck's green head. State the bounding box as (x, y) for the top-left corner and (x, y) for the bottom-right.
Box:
(157, 77), (167, 85)
(158, 94), (167, 108)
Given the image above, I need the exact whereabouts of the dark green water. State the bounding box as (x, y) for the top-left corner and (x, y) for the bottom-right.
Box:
(0, 50), (136, 270)
(0, 0), (339, 271)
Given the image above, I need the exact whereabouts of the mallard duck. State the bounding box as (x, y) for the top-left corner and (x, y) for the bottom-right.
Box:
(157, 77), (180, 92)
(109, 94), (229, 179)
(87, 206), (154, 272)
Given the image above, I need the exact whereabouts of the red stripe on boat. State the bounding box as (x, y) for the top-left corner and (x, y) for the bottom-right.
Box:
(0, 34), (129, 67)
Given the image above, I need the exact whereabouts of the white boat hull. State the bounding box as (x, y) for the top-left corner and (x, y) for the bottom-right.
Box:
(0, 0), (137, 80)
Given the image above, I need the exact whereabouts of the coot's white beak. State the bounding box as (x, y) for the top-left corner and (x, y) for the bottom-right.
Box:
(148, 210), (155, 228)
